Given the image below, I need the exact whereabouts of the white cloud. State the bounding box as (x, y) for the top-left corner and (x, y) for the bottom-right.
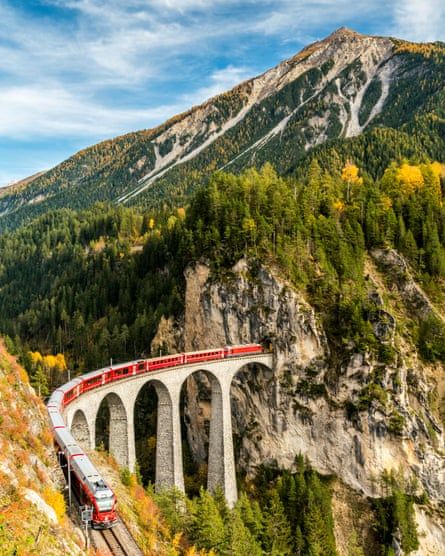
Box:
(392, 0), (445, 42)
(0, 64), (253, 140)
(1, 0), (444, 151)
(252, 0), (390, 37)
(0, 85), (184, 139)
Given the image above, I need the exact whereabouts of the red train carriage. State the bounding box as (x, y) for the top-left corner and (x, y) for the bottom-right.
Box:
(224, 344), (263, 356)
(54, 428), (117, 528)
(183, 348), (225, 364)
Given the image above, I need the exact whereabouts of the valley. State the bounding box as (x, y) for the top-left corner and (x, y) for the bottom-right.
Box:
(1, 26), (445, 556)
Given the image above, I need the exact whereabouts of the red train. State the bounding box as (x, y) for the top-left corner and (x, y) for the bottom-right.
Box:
(54, 427), (117, 528)
(60, 344), (264, 409)
(47, 343), (264, 528)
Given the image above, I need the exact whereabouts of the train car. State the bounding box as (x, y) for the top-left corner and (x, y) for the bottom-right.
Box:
(70, 452), (117, 528)
(183, 348), (225, 364)
(60, 377), (84, 407)
(53, 426), (117, 528)
(109, 363), (133, 381)
(224, 343), (263, 357)
(147, 353), (184, 371)
(81, 369), (104, 394)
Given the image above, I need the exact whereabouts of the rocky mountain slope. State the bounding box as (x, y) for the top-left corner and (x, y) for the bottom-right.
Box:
(151, 255), (445, 555)
(0, 339), (83, 554)
(2, 156), (445, 552)
(2, 28), (445, 231)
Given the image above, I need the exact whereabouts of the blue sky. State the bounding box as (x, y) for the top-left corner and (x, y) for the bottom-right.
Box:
(1, 0), (444, 187)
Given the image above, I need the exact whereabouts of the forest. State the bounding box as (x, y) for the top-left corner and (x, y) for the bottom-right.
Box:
(2, 158), (445, 384)
(1, 158), (443, 553)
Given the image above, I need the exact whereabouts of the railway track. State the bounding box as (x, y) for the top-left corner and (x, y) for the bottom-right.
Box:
(100, 526), (129, 556)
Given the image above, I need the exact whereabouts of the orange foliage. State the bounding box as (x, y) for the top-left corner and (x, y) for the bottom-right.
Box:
(393, 40), (445, 58)
(29, 351), (67, 372)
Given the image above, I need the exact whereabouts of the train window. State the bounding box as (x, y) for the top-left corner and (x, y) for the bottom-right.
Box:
(96, 496), (114, 512)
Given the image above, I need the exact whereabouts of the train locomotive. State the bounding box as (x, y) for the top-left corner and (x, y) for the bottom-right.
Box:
(47, 343), (265, 528)
(47, 395), (118, 528)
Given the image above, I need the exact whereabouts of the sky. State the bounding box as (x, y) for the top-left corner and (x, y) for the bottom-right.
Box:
(1, 0), (445, 187)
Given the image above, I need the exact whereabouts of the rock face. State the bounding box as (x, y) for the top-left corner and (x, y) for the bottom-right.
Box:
(152, 256), (445, 551)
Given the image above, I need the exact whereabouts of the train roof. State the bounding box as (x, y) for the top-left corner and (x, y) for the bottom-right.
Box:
(80, 368), (103, 380)
(48, 389), (64, 407)
(225, 343), (261, 349)
(185, 348), (224, 356)
(57, 377), (83, 393)
(48, 410), (66, 429)
(65, 442), (84, 457)
(54, 427), (78, 449)
(71, 454), (99, 479)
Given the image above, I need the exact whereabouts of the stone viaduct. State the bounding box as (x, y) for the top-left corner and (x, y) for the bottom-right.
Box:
(64, 353), (273, 507)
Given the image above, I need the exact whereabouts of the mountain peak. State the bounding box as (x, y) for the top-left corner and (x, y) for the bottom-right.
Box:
(2, 28), (444, 230)
(327, 26), (363, 40)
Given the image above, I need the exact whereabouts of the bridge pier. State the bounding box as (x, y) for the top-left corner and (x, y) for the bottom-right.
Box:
(127, 406), (137, 473)
(107, 393), (129, 468)
(153, 382), (184, 493)
(207, 374), (237, 507)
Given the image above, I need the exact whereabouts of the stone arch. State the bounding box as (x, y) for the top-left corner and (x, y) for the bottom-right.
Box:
(71, 409), (91, 449)
(96, 392), (128, 468)
(180, 368), (237, 503)
(134, 379), (177, 490)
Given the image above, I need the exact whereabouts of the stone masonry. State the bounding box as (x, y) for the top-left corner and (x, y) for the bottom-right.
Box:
(64, 353), (273, 507)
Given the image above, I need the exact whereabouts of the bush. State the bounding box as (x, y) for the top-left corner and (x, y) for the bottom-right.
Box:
(418, 315), (445, 361)
(120, 467), (135, 487)
(42, 486), (65, 522)
(388, 411), (405, 435)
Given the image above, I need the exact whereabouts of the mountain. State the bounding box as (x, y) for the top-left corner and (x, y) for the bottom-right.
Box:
(2, 28), (445, 231)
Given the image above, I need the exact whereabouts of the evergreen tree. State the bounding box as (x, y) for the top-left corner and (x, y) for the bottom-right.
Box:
(225, 507), (263, 556)
(262, 490), (292, 555)
(189, 488), (227, 552)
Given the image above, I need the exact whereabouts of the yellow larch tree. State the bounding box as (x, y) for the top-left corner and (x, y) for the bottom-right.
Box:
(396, 163), (424, 194)
(341, 162), (363, 201)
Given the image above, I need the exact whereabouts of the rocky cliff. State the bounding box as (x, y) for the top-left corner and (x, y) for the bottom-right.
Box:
(151, 254), (445, 554)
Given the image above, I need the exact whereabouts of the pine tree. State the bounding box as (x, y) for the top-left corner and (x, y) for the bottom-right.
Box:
(190, 488), (227, 552)
(236, 492), (263, 540)
(225, 507), (263, 556)
(262, 490), (292, 555)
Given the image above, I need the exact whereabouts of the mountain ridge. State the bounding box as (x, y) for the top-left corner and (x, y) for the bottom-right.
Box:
(2, 28), (445, 231)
